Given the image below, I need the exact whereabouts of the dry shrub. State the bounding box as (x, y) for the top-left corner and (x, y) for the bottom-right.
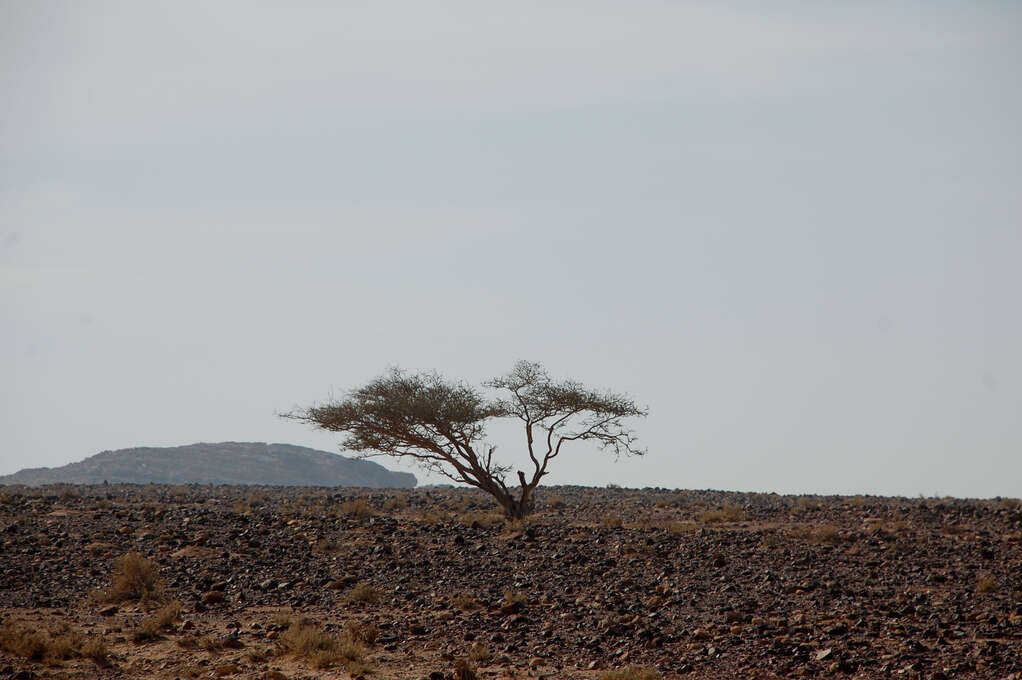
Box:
(80, 637), (111, 666)
(454, 658), (478, 680)
(600, 666), (662, 680)
(459, 511), (504, 530)
(468, 642), (491, 663)
(699, 504), (744, 523)
(343, 620), (379, 645)
(2, 624), (49, 662)
(545, 496), (567, 510)
(347, 582), (382, 604)
(790, 524), (842, 544)
(419, 509), (454, 525)
(790, 497), (818, 516)
(103, 552), (165, 602)
(134, 600), (181, 642)
(198, 635), (222, 652)
(382, 495), (408, 513)
(601, 514), (624, 528)
(338, 499), (374, 519)
(0, 621), (85, 665)
(668, 521), (699, 535)
(277, 618), (368, 670)
(655, 491), (693, 509)
(976, 573), (997, 593)
(999, 498), (1020, 510)
(883, 520), (910, 535)
(942, 523), (968, 536)
(177, 635), (200, 650)
(814, 524), (842, 544)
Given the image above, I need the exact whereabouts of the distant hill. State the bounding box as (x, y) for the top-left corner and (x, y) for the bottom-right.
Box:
(0, 442), (416, 488)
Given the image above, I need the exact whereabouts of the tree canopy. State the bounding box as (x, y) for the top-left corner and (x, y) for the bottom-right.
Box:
(286, 361), (647, 518)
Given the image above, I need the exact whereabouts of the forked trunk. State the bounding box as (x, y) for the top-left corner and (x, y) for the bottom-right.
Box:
(490, 481), (537, 519)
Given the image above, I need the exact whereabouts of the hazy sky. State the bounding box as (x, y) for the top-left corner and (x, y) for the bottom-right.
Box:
(3, 1), (1020, 497)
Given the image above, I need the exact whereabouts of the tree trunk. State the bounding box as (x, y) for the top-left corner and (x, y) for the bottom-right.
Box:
(479, 475), (538, 519)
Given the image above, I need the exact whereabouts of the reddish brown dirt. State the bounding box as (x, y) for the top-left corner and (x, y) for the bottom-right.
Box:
(1, 485), (1020, 679)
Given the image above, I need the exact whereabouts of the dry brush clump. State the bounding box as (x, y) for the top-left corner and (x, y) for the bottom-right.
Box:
(601, 514), (624, 528)
(133, 600), (181, 642)
(599, 666), (662, 680)
(276, 617), (373, 672)
(699, 504), (745, 523)
(0, 620), (109, 667)
(382, 495), (408, 513)
(337, 498), (375, 519)
(976, 572), (997, 594)
(468, 642), (491, 663)
(100, 552), (165, 603)
(454, 658), (478, 680)
(459, 510), (505, 529)
(789, 524), (844, 545)
(347, 582), (383, 604)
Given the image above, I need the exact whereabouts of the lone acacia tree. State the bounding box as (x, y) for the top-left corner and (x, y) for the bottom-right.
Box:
(285, 361), (647, 518)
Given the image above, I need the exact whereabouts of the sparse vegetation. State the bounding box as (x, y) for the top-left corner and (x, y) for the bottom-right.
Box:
(699, 504), (745, 523)
(276, 617), (370, 671)
(468, 642), (491, 663)
(338, 499), (374, 519)
(601, 514), (624, 528)
(668, 520), (699, 535)
(599, 665), (662, 680)
(545, 496), (567, 510)
(976, 573), (997, 593)
(102, 552), (165, 603)
(347, 582), (382, 604)
(2, 484), (1018, 678)
(459, 510), (504, 529)
(790, 524), (843, 544)
(791, 496), (819, 516)
(0, 620), (96, 665)
(134, 600), (181, 642)
(382, 495), (408, 513)
(80, 637), (112, 666)
(454, 658), (478, 680)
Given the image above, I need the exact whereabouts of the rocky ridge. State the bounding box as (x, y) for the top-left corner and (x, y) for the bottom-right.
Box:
(0, 442), (416, 488)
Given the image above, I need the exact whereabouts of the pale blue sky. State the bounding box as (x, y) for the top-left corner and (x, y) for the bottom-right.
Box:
(2, 1), (1020, 496)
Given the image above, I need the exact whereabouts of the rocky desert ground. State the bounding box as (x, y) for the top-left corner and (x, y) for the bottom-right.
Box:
(0, 484), (1019, 680)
